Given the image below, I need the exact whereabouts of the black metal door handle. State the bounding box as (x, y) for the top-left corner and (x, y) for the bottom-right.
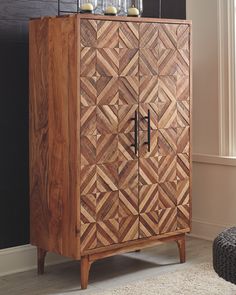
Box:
(131, 111), (138, 155)
(144, 110), (151, 152)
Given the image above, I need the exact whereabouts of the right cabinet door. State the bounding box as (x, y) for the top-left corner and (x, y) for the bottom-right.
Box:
(138, 23), (191, 238)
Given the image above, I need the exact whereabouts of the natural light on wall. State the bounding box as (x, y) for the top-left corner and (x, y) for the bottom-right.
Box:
(218, 0), (236, 157)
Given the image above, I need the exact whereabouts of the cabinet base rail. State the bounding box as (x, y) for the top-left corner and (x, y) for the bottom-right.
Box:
(37, 233), (186, 290)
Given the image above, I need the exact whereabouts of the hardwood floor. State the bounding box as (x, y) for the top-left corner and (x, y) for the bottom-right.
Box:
(0, 237), (212, 294)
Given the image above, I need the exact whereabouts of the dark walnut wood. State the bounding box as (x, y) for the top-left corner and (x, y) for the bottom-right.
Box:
(30, 14), (192, 290)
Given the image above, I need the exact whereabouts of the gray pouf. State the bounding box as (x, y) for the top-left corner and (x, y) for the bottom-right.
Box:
(213, 227), (236, 284)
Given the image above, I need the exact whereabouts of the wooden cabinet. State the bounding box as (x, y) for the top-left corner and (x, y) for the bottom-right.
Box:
(29, 14), (192, 289)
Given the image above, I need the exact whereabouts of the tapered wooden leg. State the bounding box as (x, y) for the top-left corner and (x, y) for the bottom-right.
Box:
(81, 255), (92, 290)
(176, 235), (186, 263)
(37, 247), (47, 275)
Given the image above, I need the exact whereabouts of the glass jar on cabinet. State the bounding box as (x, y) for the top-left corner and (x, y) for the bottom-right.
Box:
(126, 0), (143, 17)
(102, 0), (121, 16)
(119, 0), (127, 16)
(79, 0), (98, 13)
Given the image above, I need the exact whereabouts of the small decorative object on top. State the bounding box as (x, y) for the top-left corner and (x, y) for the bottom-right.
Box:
(79, 0), (97, 13)
(127, 0), (143, 17)
(102, 0), (121, 15)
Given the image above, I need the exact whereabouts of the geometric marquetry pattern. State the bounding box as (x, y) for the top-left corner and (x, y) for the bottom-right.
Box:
(177, 154), (190, 180)
(80, 47), (96, 77)
(176, 76), (190, 101)
(177, 25), (190, 50)
(139, 158), (159, 185)
(158, 128), (177, 156)
(80, 19), (191, 252)
(97, 21), (119, 48)
(81, 77), (97, 106)
(81, 106), (96, 136)
(118, 105), (138, 133)
(158, 102), (177, 129)
(177, 127), (190, 154)
(119, 22), (139, 49)
(81, 20), (97, 48)
(119, 160), (138, 190)
(159, 53), (189, 78)
(119, 76), (139, 105)
(177, 180), (190, 205)
(177, 101), (190, 127)
(177, 50), (190, 76)
(97, 105), (118, 134)
(119, 48), (139, 76)
(158, 155), (177, 183)
(159, 24), (178, 50)
(118, 133), (137, 161)
(96, 134), (118, 164)
(80, 165), (96, 195)
(159, 208), (177, 234)
(139, 211), (159, 238)
(140, 23), (159, 49)
(97, 219), (119, 247)
(158, 76), (176, 105)
(177, 204), (190, 230)
(97, 77), (119, 105)
(81, 194), (96, 224)
(139, 103), (158, 130)
(97, 163), (118, 193)
(158, 23), (190, 76)
(158, 50), (178, 76)
(139, 184), (159, 213)
(81, 223), (97, 252)
(140, 48), (159, 76)
(81, 135), (96, 166)
(140, 76), (159, 104)
(119, 187), (139, 217)
(97, 48), (119, 77)
(139, 131), (158, 158)
(119, 215), (139, 242)
(159, 182), (177, 209)
(96, 191), (119, 221)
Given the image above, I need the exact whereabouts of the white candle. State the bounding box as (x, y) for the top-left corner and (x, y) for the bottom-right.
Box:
(81, 3), (94, 11)
(105, 6), (117, 15)
(128, 6), (140, 16)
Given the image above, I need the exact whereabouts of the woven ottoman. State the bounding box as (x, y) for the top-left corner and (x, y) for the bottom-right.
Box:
(213, 227), (236, 284)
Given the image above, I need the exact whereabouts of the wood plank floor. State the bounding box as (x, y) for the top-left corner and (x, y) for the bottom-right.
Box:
(0, 237), (212, 294)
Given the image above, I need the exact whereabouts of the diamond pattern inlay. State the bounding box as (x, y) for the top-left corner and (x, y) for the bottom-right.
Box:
(78, 20), (191, 251)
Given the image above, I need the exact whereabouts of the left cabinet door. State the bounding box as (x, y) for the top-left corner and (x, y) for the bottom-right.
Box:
(79, 19), (140, 253)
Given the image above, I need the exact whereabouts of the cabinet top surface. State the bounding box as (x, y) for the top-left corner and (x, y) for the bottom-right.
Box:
(30, 13), (192, 26)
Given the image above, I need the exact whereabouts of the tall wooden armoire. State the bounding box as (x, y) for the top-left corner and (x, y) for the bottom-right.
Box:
(29, 14), (192, 289)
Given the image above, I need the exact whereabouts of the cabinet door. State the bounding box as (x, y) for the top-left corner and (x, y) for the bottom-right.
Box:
(138, 23), (191, 238)
(80, 20), (140, 253)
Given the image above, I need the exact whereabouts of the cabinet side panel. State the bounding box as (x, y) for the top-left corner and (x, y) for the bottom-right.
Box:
(29, 18), (50, 250)
(47, 16), (79, 258)
(30, 16), (79, 259)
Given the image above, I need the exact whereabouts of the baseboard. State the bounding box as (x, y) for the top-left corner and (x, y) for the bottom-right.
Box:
(0, 244), (70, 277)
(189, 218), (232, 241)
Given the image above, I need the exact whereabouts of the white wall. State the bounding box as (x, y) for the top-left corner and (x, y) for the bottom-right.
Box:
(187, 0), (220, 155)
(187, 0), (236, 240)
(192, 162), (236, 240)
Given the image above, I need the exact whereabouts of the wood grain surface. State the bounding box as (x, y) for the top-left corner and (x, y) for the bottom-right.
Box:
(30, 13), (191, 289)
(78, 16), (191, 254)
(30, 16), (79, 259)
